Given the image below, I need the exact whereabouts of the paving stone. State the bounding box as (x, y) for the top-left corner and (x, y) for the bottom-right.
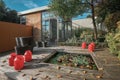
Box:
(0, 47), (120, 80)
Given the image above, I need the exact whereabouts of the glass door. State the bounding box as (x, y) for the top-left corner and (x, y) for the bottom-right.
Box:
(42, 20), (50, 41)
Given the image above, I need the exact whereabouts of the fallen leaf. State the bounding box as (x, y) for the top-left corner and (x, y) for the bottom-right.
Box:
(1, 65), (4, 67)
(56, 74), (62, 78)
(57, 66), (61, 70)
(99, 68), (104, 71)
(83, 78), (87, 80)
(44, 75), (49, 79)
(80, 66), (84, 69)
(86, 65), (90, 68)
(2, 60), (6, 63)
(96, 75), (102, 79)
(63, 64), (67, 66)
(39, 70), (43, 72)
(68, 70), (72, 74)
(35, 73), (40, 76)
(22, 74), (26, 77)
(30, 76), (34, 80)
(17, 70), (21, 72)
(83, 71), (87, 74)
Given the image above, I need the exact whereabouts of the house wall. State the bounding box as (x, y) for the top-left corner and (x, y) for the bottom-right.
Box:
(25, 12), (42, 41)
(0, 21), (32, 53)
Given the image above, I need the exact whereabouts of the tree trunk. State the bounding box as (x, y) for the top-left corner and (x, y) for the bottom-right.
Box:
(62, 21), (65, 41)
(70, 20), (72, 38)
(66, 21), (69, 39)
(91, 0), (98, 40)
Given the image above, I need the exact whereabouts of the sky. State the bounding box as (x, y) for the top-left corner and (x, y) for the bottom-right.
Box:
(3, 0), (90, 19)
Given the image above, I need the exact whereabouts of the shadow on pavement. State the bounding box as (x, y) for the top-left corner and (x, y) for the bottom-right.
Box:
(0, 50), (14, 57)
(5, 72), (19, 80)
(23, 58), (49, 69)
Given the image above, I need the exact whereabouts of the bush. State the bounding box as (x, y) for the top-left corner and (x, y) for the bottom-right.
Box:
(106, 21), (120, 59)
(58, 36), (81, 46)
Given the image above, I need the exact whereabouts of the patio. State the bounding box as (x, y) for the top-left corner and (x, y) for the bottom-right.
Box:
(0, 46), (120, 80)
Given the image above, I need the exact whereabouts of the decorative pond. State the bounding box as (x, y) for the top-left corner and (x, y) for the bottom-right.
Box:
(44, 51), (98, 70)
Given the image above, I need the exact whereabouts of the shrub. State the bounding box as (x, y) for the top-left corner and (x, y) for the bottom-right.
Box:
(58, 36), (81, 46)
(106, 21), (120, 59)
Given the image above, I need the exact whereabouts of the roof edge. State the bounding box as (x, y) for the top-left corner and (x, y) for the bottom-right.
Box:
(18, 6), (49, 16)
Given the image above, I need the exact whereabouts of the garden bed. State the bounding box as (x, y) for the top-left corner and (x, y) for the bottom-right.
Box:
(43, 51), (98, 70)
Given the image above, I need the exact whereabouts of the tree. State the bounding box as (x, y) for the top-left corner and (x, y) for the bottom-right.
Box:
(49, 0), (88, 41)
(0, 0), (6, 20)
(5, 10), (20, 23)
(85, 0), (98, 39)
(95, 0), (120, 32)
(0, 0), (20, 23)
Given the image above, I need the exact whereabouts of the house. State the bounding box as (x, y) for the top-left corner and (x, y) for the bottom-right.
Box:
(18, 6), (59, 43)
(18, 6), (95, 43)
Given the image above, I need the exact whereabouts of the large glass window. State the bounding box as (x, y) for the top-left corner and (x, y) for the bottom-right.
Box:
(42, 11), (55, 20)
(42, 11), (57, 41)
(42, 11), (49, 19)
(42, 20), (50, 41)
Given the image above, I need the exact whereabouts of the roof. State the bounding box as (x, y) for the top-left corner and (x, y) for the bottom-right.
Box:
(18, 6), (49, 15)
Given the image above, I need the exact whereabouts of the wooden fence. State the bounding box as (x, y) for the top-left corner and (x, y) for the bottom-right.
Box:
(0, 21), (33, 53)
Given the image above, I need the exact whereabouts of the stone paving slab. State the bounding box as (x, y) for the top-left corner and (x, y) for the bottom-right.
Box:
(0, 47), (120, 80)
(0, 72), (11, 80)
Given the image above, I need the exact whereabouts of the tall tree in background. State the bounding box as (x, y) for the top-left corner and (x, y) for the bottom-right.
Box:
(0, 0), (6, 20)
(49, 0), (88, 41)
(95, 0), (120, 32)
(85, 0), (98, 39)
(0, 0), (19, 23)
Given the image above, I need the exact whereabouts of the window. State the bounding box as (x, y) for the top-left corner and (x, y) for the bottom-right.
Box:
(20, 16), (26, 25)
(41, 11), (57, 41)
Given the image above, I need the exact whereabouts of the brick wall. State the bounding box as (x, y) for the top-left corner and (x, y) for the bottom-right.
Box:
(25, 12), (42, 41)
(0, 21), (32, 53)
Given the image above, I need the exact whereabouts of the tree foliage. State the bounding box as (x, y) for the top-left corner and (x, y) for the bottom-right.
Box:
(106, 21), (120, 59)
(49, 0), (89, 40)
(95, 0), (120, 32)
(49, 0), (88, 21)
(0, 0), (19, 23)
(0, 0), (6, 20)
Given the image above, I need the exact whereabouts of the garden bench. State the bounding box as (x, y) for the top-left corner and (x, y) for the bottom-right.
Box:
(14, 36), (35, 55)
